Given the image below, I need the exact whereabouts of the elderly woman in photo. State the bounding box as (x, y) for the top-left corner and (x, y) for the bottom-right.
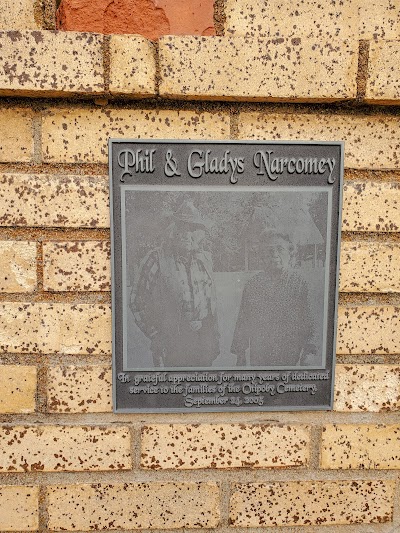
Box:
(231, 228), (316, 367)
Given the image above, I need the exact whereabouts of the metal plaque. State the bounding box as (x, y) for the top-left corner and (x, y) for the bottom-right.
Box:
(110, 140), (343, 412)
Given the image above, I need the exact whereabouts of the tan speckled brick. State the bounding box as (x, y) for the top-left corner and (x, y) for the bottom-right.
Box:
(0, 485), (39, 531)
(0, 302), (111, 354)
(337, 306), (399, 355)
(334, 365), (400, 412)
(159, 36), (357, 102)
(0, 108), (33, 162)
(0, 241), (36, 292)
(0, 366), (36, 414)
(230, 480), (394, 527)
(11, 176), (395, 232)
(321, 424), (400, 469)
(141, 424), (310, 469)
(0, 31), (104, 97)
(239, 112), (400, 169)
(0, 0), (41, 30)
(224, 0), (357, 40)
(43, 241), (110, 292)
(2, 304), (394, 355)
(342, 182), (399, 232)
(366, 40), (400, 104)
(110, 35), (156, 97)
(0, 174), (109, 228)
(0, 426), (131, 472)
(360, 0), (400, 40)
(42, 108), (230, 163)
(339, 242), (400, 293)
(47, 365), (112, 413)
(48, 482), (220, 530)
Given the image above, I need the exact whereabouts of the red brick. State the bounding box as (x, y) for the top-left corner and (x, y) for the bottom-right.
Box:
(56, 0), (215, 40)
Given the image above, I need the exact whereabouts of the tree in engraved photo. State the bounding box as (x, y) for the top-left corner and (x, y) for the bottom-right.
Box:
(124, 188), (328, 370)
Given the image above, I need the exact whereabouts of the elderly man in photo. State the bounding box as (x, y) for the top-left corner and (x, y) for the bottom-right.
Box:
(231, 228), (316, 367)
(130, 199), (220, 368)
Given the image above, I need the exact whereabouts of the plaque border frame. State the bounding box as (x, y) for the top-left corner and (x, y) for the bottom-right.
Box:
(109, 139), (344, 413)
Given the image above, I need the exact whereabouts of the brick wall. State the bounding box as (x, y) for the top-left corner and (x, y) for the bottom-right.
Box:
(0, 0), (399, 531)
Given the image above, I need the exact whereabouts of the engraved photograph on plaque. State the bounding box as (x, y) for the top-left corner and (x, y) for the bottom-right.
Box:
(110, 140), (344, 412)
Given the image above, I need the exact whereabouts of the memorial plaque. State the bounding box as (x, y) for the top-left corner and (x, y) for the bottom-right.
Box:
(109, 140), (343, 412)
